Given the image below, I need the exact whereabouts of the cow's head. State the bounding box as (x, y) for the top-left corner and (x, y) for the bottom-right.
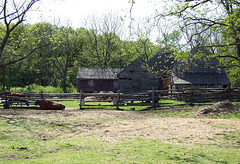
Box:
(34, 99), (46, 105)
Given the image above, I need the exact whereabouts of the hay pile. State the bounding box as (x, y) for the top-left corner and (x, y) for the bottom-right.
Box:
(84, 91), (114, 102)
(196, 100), (240, 117)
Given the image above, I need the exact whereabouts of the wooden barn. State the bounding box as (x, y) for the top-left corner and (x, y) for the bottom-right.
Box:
(147, 50), (174, 90)
(171, 72), (230, 89)
(77, 68), (122, 92)
(147, 49), (230, 90)
(118, 57), (159, 93)
(171, 56), (230, 89)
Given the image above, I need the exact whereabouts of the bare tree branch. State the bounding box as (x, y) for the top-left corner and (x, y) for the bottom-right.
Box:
(0, 0), (39, 64)
(155, 0), (211, 18)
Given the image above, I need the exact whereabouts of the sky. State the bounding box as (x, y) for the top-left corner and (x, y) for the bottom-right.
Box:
(27, 0), (161, 28)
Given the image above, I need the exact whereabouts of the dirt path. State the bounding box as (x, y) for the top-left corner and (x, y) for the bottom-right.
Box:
(0, 108), (239, 145)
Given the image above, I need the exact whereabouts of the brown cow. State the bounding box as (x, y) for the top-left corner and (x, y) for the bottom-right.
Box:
(8, 92), (25, 97)
(34, 99), (65, 110)
(8, 92), (29, 106)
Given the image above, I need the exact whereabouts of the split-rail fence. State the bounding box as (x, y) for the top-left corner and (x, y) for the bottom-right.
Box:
(0, 87), (240, 109)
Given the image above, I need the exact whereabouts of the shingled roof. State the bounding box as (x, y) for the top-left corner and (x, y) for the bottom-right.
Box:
(147, 50), (174, 73)
(77, 68), (123, 79)
(148, 48), (225, 74)
(173, 72), (230, 85)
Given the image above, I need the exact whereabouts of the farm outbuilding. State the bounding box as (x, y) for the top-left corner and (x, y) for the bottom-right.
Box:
(171, 57), (231, 89)
(147, 50), (174, 90)
(171, 48), (231, 89)
(147, 50), (174, 74)
(77, 48), (230, 94)
(147, 48), (231, 90)
(77, 68), (122, 92)
(118, 57), (160, 93)
(171, 72), (230, 89)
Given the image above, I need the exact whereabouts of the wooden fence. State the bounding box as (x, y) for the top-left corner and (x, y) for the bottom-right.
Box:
(0, 91), (81, 108)
(79, 91), (121, 109)
(150, 87), (240, 103)
(1, 88), (240, 109)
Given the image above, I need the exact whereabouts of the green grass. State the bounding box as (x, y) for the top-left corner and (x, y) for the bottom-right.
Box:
(1, 134), (239, 164)
(151, 110), (197, 117)
(61, 101), (150, 110)
(219, 112), (240, 120)
(1, 100), (180, 110)
(0, 108), (239, 163)
(209, 112), (240, 121)
(2, 139), (239, 163)
(60, 100), (187, 110)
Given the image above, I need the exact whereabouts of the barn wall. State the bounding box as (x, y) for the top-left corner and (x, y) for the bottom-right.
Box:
(77, 79), (118, 92)
(118, 58), (160, 93)
(161, 73), (172, 90)
(171, 84), (225, 90)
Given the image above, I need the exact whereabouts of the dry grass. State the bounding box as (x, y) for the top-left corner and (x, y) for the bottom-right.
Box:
(1, 107), (239, 146)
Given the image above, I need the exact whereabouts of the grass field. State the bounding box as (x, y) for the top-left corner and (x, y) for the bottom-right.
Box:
(0, 104), (239, 163)
(60, 100), (187, 110)
(0, 100), (186, 110)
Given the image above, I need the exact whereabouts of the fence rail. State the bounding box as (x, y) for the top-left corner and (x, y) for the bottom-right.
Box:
(1, 87), (240, 109)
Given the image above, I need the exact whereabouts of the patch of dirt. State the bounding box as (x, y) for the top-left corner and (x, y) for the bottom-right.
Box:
(0, 107), (239, 145)
(195, 100), (240, 117)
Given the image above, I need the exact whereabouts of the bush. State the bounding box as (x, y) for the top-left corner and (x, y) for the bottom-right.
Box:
(11, 84), (77, 93)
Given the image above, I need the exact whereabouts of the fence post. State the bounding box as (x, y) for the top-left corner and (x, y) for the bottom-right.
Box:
(190, 88), (193, 105)
(4, 91), (9, 109)
(40, 91), (44, 99)
(152, 87), (155, 109)
(116, 90), (120, 110)
(227, 87), (231, 101)
(80, 90), (83, 110)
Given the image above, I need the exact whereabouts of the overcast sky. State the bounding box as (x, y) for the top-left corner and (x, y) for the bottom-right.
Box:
(27, 0), (161, 28)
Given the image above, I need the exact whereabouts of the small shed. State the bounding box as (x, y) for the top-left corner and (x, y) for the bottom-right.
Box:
(118, 57), (159, 93)
(77, 68), (122, 92)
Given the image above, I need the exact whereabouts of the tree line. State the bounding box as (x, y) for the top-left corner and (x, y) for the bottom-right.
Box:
(0, 22), (161, 92)
(1, 0), (240, 92)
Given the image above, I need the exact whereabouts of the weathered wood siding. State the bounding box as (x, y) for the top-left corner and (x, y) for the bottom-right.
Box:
(161, 73), (172, 90)
(77, 68), (122, 92)
(118, 57), (160, 93)
(77, 79), (118, 92)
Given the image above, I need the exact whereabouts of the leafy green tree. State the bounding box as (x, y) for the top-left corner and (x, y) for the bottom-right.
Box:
(50, 26), (84, 92)
(132, 18), (158, 61)
(156, 30), (182, 50)
(83, 12), (123, 68)
(156, 0), (240, 86)
(28, 22), (56, 86)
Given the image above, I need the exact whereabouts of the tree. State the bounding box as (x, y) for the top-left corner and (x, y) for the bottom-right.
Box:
(83, 12), (123, 68)
(50, 26), (83, 92)
(155, 18), (182, 50)
(155, 0), (240, 85)
(28, 22), (56, 86)
(0, 0), (41, 68)
(161, 0), (240, 56)
(133, 18), (157, 61)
